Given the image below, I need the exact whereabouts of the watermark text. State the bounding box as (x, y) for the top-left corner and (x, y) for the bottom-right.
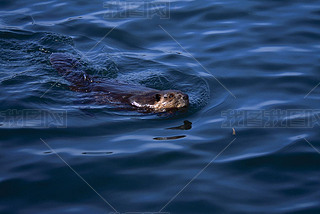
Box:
(103, 0), (170, 19)
(221, 109), (320, 128)
(0, 109), (67, 128)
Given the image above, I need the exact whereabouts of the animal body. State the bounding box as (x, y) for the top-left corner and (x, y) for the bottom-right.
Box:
(50, 53), (189, 113)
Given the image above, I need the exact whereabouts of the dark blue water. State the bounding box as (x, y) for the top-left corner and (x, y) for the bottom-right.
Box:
(1, 0), (320, 213)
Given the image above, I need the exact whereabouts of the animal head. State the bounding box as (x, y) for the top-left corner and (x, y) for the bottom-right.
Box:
(129, 90), (189, 112)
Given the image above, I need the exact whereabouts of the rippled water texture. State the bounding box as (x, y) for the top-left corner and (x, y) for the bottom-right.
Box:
(1, 0), (320, 213)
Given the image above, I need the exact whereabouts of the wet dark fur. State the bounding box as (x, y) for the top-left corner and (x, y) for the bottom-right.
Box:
(50, 53), (189, 112)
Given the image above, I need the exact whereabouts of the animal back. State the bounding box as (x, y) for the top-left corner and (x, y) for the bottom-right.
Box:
(50, 53), (89, 85)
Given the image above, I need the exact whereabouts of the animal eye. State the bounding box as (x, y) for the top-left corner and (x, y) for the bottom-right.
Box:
(155, 94), (161, 102)
(169, 93), (174, 98)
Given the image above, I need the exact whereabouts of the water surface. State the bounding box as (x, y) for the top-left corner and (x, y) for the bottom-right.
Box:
(1, 0), (320, 213)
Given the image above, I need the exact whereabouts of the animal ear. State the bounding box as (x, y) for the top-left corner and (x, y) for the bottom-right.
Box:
(155, 94), (161, 102)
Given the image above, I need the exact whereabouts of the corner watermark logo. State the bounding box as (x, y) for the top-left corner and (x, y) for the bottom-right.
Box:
(221, 109), (320, 128)
(103, 0), (170, 19)
(0, 109), (67, 128)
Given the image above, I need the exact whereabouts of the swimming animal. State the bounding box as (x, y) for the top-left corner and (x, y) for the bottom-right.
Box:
(49, 53), (189, 113)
